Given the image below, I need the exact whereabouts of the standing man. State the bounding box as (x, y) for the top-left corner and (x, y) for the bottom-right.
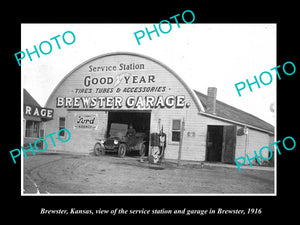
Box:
(127, 124), (136, 137)
(127, 124), (136, 146)
(158, 127), (166, 163)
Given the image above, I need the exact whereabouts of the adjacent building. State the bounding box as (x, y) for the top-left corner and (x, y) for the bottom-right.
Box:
(23, 89), (54, 147)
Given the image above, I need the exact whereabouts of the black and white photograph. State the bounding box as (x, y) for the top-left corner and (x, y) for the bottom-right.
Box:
(4, 5), (298, 220)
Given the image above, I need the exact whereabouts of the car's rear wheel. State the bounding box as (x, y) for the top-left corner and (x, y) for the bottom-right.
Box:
(94, 142), (105, 156)
(118, 143), (127, 158)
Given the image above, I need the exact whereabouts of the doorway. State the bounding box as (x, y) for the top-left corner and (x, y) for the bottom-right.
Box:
(206, 125), (237, 163)
(107, 111), (151, 155)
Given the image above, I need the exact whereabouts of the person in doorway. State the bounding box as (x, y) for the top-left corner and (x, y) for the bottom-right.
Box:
(126, 124), (136, 146)
(127, 124), (136, 137)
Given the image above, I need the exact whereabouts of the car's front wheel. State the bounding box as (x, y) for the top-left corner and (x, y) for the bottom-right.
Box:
(118, 143), (127, 158)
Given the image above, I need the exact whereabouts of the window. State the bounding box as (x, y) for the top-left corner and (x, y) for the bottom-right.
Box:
(59, 117), (66, 137)
(25, 120), (40, 137)
(171, 119), (181, 142)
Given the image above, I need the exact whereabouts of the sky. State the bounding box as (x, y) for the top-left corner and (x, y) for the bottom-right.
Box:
(21, 23), (276, 125)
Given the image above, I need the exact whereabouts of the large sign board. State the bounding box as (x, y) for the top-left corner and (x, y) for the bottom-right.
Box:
(55, 62), (191, 110)
(24, 104), (54, 120)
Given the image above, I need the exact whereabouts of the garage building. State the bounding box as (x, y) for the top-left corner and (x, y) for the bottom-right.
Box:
(44, 52), (274, 164)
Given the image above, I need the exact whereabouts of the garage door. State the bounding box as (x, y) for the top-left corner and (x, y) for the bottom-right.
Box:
(222, 126), (237, 163)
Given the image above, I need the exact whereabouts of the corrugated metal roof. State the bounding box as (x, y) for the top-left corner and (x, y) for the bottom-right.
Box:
(194, 90), (274, 133)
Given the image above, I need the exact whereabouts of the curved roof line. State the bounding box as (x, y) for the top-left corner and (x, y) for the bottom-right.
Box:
(45, 52), (205, 112)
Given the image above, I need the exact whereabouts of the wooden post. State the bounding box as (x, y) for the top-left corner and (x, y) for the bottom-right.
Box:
(177, 119), (185, 166)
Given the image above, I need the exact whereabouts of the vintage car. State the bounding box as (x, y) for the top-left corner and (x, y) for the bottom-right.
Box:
(94, 123), (146, 157)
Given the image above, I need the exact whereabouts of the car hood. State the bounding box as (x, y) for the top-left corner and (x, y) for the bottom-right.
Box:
(105, 136), (121, 141)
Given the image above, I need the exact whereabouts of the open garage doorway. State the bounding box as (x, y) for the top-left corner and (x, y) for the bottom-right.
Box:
(107, 111), (151, 156)
(206, 125), (237, 163)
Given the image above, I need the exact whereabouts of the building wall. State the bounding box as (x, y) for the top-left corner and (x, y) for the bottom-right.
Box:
(44, 53), (204, 158)
(189, 114), (235, 161)
(236, 128), (274, 163)
(44, 52), (273, 163)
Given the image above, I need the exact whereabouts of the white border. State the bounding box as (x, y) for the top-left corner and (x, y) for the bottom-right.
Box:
(21, 24), (277, 197)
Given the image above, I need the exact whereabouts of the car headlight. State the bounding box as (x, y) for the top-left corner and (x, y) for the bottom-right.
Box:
(114, 140), (119, 145)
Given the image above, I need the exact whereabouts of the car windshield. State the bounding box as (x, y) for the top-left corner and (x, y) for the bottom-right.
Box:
(109, 123), (128, 137)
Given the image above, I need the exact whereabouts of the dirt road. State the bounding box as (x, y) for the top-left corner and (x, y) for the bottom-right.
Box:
(23, 153), (274, 194)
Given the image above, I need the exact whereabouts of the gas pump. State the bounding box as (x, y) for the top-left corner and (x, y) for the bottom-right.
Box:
(149, 127), (166, 164)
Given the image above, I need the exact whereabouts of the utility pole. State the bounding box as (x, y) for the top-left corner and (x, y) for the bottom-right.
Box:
(177, 119), (185, 166)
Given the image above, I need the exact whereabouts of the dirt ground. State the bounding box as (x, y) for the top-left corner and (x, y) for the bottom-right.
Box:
(23, 153), (274, 194)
